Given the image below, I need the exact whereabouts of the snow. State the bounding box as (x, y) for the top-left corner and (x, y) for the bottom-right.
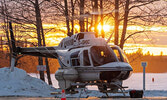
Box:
(0, 67), (56, 97)
(30, 72), (167, 98)
(0, 67), (167, 98)
(123, 73), (167, 90)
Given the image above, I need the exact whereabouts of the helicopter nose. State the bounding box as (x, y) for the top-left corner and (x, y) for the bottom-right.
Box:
(100, 71), (131, 81)
(100, 71), (120, 81)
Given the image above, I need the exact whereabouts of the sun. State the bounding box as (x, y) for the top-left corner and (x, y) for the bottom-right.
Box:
(103, 25), (111, 32)
(98, 24), (111, 32)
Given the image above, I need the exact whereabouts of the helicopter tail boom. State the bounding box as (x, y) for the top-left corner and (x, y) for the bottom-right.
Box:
(17, 46), (58, 58)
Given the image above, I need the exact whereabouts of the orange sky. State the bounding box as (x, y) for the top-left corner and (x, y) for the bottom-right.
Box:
(1, 23), (167, 56)
(38, 24), (167, 56)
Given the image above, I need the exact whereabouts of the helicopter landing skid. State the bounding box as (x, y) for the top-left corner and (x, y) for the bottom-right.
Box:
(97, 82), (128, 97)
(102, 84), (128, 97)
(70, 82), (128, 97)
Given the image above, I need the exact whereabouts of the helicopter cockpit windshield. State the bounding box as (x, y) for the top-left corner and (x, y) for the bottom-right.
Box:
(111, 46), (129, 63)
(90, 46), (117, 66)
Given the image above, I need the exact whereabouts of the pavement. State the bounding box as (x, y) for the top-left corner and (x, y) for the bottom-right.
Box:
(0, 97), (167, 100)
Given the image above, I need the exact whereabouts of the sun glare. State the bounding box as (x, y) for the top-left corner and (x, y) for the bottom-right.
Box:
(124, 44), (167, 56)
(74, 25), (80, 30)
(97, 24), (111, 32)
(126, 26), (167, 32)
(103, 25), (111, 32)
(127, 26), (144, 31)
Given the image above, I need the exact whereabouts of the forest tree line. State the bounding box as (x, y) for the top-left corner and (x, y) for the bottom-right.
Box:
(1, 47), (167, 73)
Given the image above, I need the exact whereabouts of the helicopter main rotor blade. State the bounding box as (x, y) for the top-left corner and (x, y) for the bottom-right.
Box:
(106, 31), (114, 43)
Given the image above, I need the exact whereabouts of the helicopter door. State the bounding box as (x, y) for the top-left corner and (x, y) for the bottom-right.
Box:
(70, 51), (80, 66)
(83, 50), (91, 66)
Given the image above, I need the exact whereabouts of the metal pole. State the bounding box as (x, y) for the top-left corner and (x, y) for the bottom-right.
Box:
(143, 66), (145, 91)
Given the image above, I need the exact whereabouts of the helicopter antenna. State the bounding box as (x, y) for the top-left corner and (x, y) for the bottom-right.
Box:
(106, 31), (114, 43)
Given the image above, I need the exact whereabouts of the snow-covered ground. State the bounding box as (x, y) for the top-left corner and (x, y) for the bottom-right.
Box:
(30, 72), (167, 90)
(0, 67), (167, 98)
(29, 72), (167, 97)
(123, 73), (167, 90)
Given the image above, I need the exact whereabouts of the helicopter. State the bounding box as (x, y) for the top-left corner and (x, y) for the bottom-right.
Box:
(9, 22), (132, 94)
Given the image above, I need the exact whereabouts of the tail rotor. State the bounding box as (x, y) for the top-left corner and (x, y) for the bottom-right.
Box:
(9, 22), (17, 72)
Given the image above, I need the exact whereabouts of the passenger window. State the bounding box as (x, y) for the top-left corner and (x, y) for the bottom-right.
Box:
(83, 50), (91, 66)
(71, 51), (80, 66)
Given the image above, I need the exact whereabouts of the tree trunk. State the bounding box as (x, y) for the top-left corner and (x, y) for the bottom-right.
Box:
(44, 57), (52, 85)
(120, 0), (130, 49)
(86, 17), (89, 32)
(40, 18), (52, 85)
(35, 0), (45, 82)
(89, 0), (94, 31)
(100, 0), (104, 38)
(0, 36), (3, 52)
(5, 24), (12, 65)
(1, 0), (12, 65)
(114, 0), (119, 45)
(94, 0), (98, 37)
(79, 0), (85, 32)
(64, 0), (71, 36)
(35, 0), (52, 84)
(24, 39), (27, 47)
(71, 0), (74, 34)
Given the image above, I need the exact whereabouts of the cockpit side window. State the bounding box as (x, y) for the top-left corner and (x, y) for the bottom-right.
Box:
(121, 50), (129, 63)
(83, 50), (91, 66)
(113, 49), (123, 62)
(77, 33), (84, 40)
(71, 51), (80, 66)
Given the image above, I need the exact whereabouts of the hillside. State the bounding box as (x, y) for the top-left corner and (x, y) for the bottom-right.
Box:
(129, 55), (167, 73)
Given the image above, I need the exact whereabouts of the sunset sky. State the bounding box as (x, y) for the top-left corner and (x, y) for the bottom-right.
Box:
(39, 24), (167, 56)
(1, 23), (167, 56)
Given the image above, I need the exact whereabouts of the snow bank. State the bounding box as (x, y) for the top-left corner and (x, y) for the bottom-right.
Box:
(0, 67), (56, 97)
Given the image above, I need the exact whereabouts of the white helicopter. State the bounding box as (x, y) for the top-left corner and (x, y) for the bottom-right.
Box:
(10, 22), (132, 94)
